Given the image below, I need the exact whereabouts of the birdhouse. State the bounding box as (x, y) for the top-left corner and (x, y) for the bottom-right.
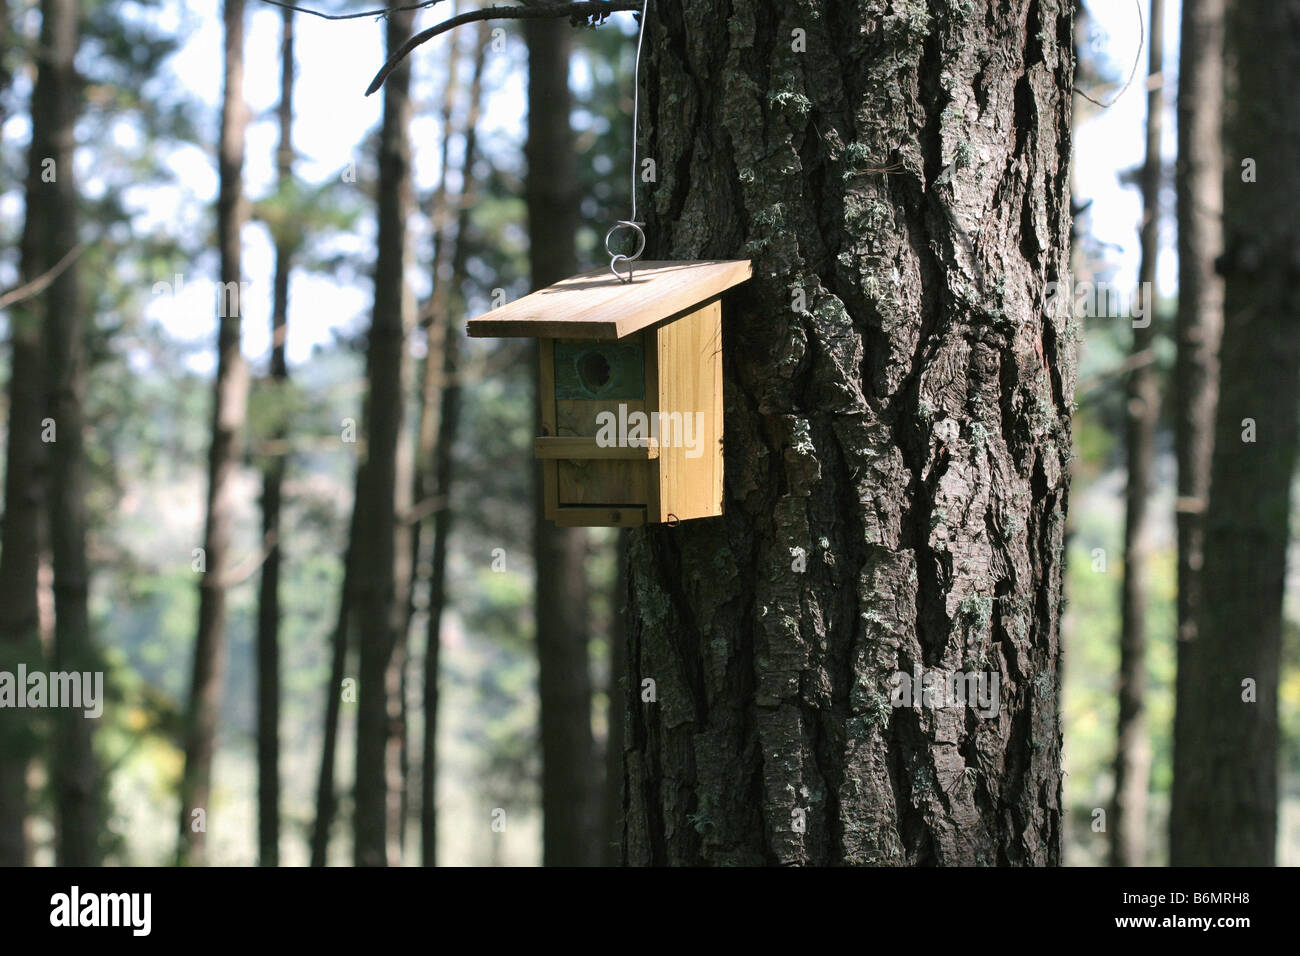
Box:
(467, 260), (752, 527)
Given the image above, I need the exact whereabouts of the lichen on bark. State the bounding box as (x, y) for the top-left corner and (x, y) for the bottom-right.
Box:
(624, 0), (1076, 866)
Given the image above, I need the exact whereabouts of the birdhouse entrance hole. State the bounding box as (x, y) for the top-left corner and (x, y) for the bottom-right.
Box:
(578, 351), (610, 391)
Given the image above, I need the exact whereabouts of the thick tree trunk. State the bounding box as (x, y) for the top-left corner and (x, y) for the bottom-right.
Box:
(1168, 0), (1300, 867)
(353, 6), (416, 868)
(178, 0), (248, 867)
(1111, 0), (1162, 869)
(1168, 0), (1223, 862)
(255, 4), (294, 868)
(525, 17), (599, 868)
(623, 0), (1075, 866)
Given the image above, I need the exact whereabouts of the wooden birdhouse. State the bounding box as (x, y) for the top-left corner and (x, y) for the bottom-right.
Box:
(467, 260), (752, 527)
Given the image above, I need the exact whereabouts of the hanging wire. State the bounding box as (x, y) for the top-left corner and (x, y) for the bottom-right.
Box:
(605, 0), (650, 283)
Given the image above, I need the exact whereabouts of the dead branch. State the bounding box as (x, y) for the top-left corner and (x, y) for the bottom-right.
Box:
(366, 1), (640, 95)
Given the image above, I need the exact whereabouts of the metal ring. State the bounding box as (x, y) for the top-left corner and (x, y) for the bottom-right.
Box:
(666, 513), (680, 528)
(605, 220), (646, 260)
(605, 220), (645, 283)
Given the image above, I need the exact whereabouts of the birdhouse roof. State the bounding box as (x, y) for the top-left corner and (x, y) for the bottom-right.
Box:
(466, 259), (751, 340)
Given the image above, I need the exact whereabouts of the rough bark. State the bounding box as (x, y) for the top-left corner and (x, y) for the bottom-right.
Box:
(525, 16), (599, 868)
(255, 4), (294, 868)
(1168, 0), (1300, 867)
(178, 0), (248, 867)
(623, 0), (1075, 866)
(353, 6), (416, 868)
(1111, 0), (1162, 869)
(1168, 0), (1223, 862)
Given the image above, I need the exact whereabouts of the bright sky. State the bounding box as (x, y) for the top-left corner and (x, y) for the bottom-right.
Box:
(3, 0), (1169, 375)
(1075, 0), (1181, 298)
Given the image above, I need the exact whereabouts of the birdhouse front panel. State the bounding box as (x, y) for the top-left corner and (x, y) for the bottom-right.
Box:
(466, 260), (750, 528)
(548, 334), (658, 521)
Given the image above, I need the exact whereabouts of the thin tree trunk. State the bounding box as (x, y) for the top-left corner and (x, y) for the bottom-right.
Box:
(408, 16), (461, 864)
(406, 12), (460, 644)
(420, 22), (488, 868)
(1168, 0), (1300, 866)
(178, 0), (248, 867)
(309, 482), (361, 867)
(604, 530), (629, 866)
(0, 0), (49, 870)
(1111, 0), (1162, 869)
(525, 16), (599, 868)
(41, 0), (97, 867)
(1169, 0), (1224, 861)
(624, 0), (1075, 866)
(255, 4), (294, 868)
(353, 5), (416, 868)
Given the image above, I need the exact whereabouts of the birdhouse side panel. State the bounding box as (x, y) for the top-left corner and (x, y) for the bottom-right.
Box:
(654, 298), (724, 522)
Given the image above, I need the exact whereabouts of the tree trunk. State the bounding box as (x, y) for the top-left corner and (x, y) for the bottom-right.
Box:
(410, 18), (462, 868)
(420, 22), (488, 868)
(309, 482), (361, 867)
(40, 0), (97, 867)
(1168, 0), (1300, 867)
(255, 4), (294, 868)
(525, 16), (599, 868)
(1169, 0), (1223, 862)
(353, 6), (416, 868)
(1111, 0), (1162, 868)
(0, 0), (50, 870)
(0, 0), (87, 867)
(604, 530), (629, 866)
(623, 0), (1076, 866)
(178, 0), (248, 867)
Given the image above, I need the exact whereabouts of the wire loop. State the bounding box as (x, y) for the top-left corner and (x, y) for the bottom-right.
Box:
(605, 220), (646, 282)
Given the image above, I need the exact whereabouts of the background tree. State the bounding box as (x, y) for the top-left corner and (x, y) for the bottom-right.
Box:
(1169, 0), (1300, 867)
(1111, 0), (1162, 869)
(177, 0), (248, 867)
(352, 4), (417, 868)
(1169, 0), (1224, 857)
(525, 15), (599, 868)
(418, 20), (488, 868)
(0, 0), (80, 867)
(40, 0), (98, 867)
(253, 2), (296, 869)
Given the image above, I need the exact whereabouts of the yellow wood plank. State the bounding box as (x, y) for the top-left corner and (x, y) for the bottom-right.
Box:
(655, 298), (724, 523)
(534, 436), (659, 460)
(466, 260), (751, 340)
